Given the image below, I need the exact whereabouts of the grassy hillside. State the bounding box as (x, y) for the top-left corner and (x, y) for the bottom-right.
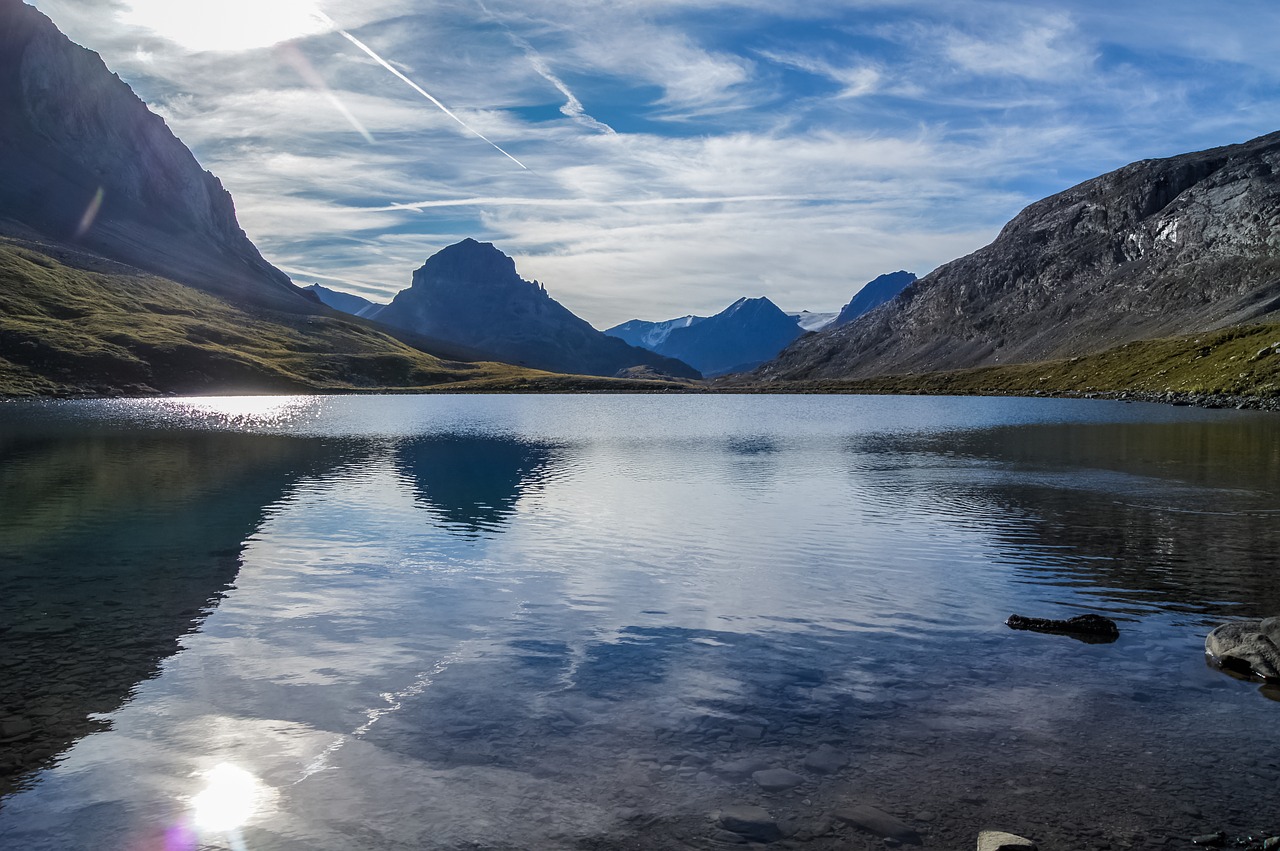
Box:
(733, 321), (1280, 407)
(0, 238), (694, 397)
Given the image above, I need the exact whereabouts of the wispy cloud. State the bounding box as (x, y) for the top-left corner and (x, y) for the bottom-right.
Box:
(29, 0), (1280, 328)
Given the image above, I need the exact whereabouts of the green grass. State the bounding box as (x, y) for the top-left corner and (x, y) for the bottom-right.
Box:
(5, 235), (1277, 403)
(743, 322), (1280, 401)
(0, 239), (695, 397)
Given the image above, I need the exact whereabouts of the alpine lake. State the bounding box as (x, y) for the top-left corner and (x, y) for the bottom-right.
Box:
(1, 394), (1277, 851)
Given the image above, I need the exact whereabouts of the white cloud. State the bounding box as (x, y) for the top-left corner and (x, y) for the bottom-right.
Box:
(26, 0), (1280, 331)
(944, 13), (1095, 82)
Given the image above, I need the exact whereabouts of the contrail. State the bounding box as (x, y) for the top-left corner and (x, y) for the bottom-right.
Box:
(314, 11), (528, 169)
(362, 194), (808, 212)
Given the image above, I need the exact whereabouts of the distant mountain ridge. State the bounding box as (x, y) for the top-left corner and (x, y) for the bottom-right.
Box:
(606, 296), (802, 377)
(761, 131), (1280, 381)
(374, 239), (701, 379)
(606, 314), (706, 350)
(304, 283), (385, 318)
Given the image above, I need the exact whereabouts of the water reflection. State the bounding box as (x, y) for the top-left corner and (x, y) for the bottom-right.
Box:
(849, 419), (1280, 618)
(0, 396), (1277, 851)
(0, 432), (350, 798)
(393, 435), (565, 537)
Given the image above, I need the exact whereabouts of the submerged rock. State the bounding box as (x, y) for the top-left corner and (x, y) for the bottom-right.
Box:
(833, 804), (922, 845)
(1205, 618), (1280, 680)
(1006, 613), (1119, 643)
(718, 805), (783, 842)
(752, 768), (804, 792)
(803, 743), (849, 774)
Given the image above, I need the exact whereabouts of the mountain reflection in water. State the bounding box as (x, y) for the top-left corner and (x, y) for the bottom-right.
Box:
(394, 435), (566, 537)
(0, 431), (352, 798)
(0, 395), (1277, 851)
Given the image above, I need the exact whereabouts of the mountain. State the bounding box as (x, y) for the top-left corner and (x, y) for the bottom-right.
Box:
(610, 296), (803, 377)
(304, 283), (385, 319)
(0, 0), (316, 311)
(788, 311), (838, 332)
(605, 314), (705, 350)
(761, 131), (1280, 381)
(833, 271), (917, 327)
(0, 4), (634, 396)
(373, 239), (701, 379)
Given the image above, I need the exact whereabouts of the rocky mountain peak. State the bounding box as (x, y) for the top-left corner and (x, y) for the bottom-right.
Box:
(761, 130), (1280, 382)
(0, 0), (306, 309)
(411, 238), (527, 291)
(376, 240), (701, 379)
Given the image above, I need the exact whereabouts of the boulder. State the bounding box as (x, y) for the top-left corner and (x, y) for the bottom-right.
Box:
(752, 768), (804, 792)
(1006, 613), (1119, 643)
(1205, 618), (1280, 680)
(803, 743), (849, 774)
(977, 830), (1038, 851)
(833, 805), (922, 845)
(718, 805), (783, 842)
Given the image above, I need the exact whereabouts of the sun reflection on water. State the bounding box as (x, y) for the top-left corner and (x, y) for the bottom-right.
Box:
(190, 763), (266, 844)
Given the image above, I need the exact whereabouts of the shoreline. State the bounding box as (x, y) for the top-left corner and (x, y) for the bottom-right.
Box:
(2, 384), (1279, 413)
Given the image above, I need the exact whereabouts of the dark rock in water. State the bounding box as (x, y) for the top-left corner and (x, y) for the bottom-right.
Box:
(832, 805), (922, 845)
(1006, 613), (1120, 643)
(718, 805), (783, 842)
(752, 768), (804, 792)
(1205, 618), (1280, 680)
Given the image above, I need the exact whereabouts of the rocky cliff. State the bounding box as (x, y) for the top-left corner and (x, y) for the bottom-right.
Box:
(761, 131), (1280, 381)
(375, 239), (702, 379)
(0, 0), (309, 310)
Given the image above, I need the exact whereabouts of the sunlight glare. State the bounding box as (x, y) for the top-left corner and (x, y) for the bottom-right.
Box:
(192, 764), (261, 833)
(120, 0), (331, 52)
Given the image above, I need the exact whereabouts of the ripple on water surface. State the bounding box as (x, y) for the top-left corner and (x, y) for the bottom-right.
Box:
(0, 394), (1277, 850)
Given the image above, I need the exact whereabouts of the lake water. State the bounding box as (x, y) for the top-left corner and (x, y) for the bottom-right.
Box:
(0, 394), (1277, 851)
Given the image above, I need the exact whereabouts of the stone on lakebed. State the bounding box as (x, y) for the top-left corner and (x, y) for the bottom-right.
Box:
(1205, 617), (1280, 680)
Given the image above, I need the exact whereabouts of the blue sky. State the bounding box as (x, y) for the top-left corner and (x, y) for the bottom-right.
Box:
(29, 0), (1280, 327)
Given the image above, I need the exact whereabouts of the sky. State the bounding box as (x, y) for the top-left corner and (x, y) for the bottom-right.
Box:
(27, 0), (1280, 328)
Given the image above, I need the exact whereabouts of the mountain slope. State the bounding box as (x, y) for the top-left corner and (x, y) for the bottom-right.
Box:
(762, 131), (1280, 381)
(657, 297), (803, 376)
(833, 271), (917, 326)
(304, 283), (385, 319)
(0, 236), (556, 396)
(0, 0), (316, 311)
(605, 314), (705, 350)
(374, 239), (701, 379)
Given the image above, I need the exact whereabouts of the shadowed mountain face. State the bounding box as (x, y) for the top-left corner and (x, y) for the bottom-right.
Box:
(0, 428), (355, 799)
(833, 271), (917, 327)
(607, 297), (802, 377)
(658, 297), (803, 376)
(374, 239), (701, 379)
(0, 0), (312, 312)
(763, 131), (1280, 381)
(394, 434), (566, 537)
